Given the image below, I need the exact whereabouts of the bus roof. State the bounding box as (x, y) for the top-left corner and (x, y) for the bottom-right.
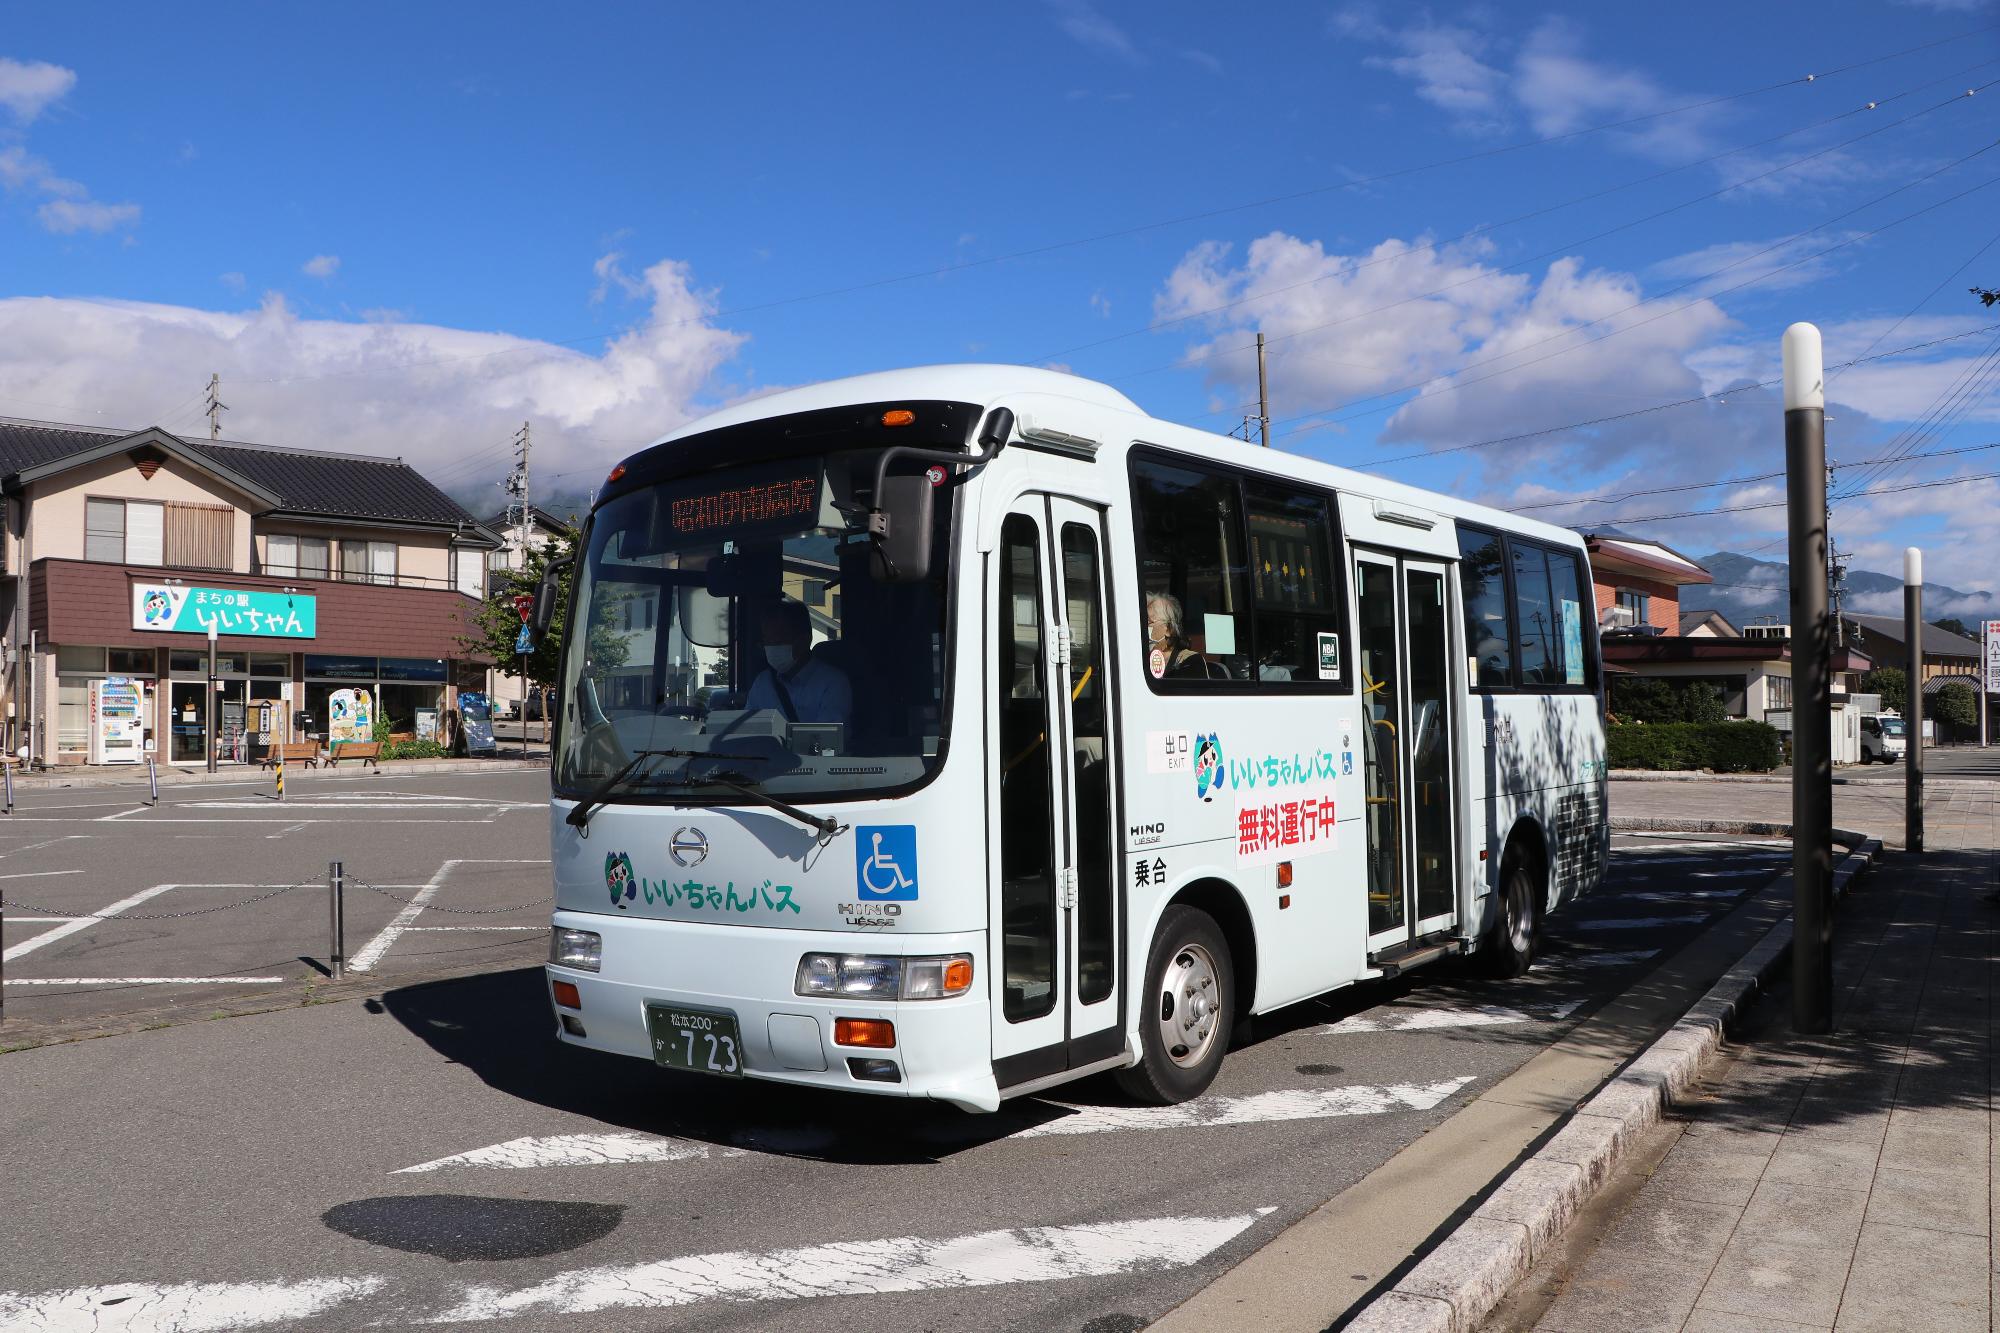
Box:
(646, 363), (1584, 551)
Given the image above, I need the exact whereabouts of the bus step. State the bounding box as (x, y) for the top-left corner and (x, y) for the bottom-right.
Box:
(1366, 939), (1459, 978)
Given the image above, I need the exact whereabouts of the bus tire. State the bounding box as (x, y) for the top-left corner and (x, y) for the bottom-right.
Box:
(1117, 905), (1234, 1105)
(1485, 851), (1540, 978)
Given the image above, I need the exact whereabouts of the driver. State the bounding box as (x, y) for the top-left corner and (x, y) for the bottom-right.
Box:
(745, 599), (853, 727)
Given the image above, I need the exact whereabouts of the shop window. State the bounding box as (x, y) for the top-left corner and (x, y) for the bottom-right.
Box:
(107, 648), (156, 676)
(84, 499), (163, 565)
(169, 651), (204, 675)
(250, 653), (292, 676)
(57, 645), (106, 674)
(306, 654), (378, 679)
(379, 658), (446, 682)
(452, 547), (484, 597)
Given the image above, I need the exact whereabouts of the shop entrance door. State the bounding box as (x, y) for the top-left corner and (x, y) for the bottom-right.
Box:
(169, 679), (253, 764)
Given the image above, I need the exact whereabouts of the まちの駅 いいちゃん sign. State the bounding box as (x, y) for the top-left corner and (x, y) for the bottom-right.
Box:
(131, 584), (317, 639)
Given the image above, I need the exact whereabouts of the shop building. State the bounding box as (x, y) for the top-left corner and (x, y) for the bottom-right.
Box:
(0, 418), (502, 766)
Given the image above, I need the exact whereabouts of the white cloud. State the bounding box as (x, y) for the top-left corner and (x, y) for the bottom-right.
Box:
(301, 254), (340, 280)
(1048, 0), (1142, 63)
(1647, 232), (1862, 300)
(0, 70), (140, 236)
(0, 256), (749, 493)
(219, 271), (246, 292)
(590, 251), (646, 304)
(1333, 9), (1506, 129)
(0, 57), (75, 123)
(38, 198), (141, 235)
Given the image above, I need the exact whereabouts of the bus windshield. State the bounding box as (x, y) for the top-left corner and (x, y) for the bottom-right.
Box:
(553, 450), (952, 803)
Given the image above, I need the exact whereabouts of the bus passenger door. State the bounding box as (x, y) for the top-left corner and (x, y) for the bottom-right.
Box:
(988, 496), (1123, 1087)
(1356, 551), (1461, 957)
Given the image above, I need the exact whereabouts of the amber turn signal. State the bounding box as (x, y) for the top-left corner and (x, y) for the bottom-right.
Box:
(1276, 860), (1294, 888)
(605, 462), (627, 484)
(551, 980), (582, 1010)
(943, 958), (974, 994)
(834, 1018), (896, 1048)
(880, 409), (916, 427)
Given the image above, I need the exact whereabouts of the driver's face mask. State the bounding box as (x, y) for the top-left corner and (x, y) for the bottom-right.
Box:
(765, 644), (797, 673)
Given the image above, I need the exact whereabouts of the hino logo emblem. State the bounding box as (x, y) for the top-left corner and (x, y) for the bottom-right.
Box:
(669, 827), (709, 868)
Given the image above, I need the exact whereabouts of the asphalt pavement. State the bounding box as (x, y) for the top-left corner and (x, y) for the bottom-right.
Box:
(0, 831), (1795, 1333)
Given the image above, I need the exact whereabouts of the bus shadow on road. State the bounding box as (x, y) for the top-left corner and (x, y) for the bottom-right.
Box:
(377, 967), (1108, 1164)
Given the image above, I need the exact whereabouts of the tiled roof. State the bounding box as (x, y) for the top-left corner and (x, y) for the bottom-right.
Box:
(0, 417), (486, 532)
(1843, 613), (1981, 659)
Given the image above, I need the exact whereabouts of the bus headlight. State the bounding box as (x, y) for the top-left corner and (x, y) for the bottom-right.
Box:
(795, 953), (974, 1000)
(550, 927), (601, 972)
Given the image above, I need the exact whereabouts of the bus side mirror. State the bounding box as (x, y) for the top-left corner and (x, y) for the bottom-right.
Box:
(532, 557), (571, 635)
(869, 476), (933, 583)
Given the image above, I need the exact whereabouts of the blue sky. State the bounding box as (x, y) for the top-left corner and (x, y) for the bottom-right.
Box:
(3, 2), (1998, 611)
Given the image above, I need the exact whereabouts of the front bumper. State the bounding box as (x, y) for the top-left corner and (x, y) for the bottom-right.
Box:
(545, 910), (1003, 1113)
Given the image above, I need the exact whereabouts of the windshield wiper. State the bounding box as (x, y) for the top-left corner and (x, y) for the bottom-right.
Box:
(657, 769), (844, 840)
(564, 749), (770, 829)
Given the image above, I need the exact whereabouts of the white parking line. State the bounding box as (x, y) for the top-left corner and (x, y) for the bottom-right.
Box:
(1318, 999), (1585, 1035)
(427, 1209), (1275, 1323)
(0, 869), (83, 880)
(399, 925), (543, 932)
(349, 859), (551, 972)
(0, 1276), (386, 1331)
(397, 1133), (743, 1173)
(1, 884), (179, 963)
(4, 976), (289, 986)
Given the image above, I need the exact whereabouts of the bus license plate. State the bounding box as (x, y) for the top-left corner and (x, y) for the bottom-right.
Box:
(645, 1003), (744, 1079)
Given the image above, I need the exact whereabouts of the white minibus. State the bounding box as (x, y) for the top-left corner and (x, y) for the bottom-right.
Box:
(539, 365), (1608, 1112)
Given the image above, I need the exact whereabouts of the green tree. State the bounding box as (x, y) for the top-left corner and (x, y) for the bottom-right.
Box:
(1933, 617), (1971, 638)
(457, 528), (627, 716)
(1931, 681), (1978, 733)
(1859, 667), (1906, 717)
(1609, 677), (1727, 724)
(1681, 681), (1727, 724)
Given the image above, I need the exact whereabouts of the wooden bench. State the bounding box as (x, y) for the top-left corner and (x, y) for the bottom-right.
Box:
(327, 740), (382, 768)
(259, 741), (321, 770)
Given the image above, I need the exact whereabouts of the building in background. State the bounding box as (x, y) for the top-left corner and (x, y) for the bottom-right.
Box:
(1838, 613), (1981, 684)
(1584, 533), (1713, 635)
(0, 418), (501, 766)
(481, 504), (571, 718)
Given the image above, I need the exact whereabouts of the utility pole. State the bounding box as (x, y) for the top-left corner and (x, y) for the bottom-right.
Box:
(1829, 540), (1849, 648)
(504, 422), (534, 753)
(1784, 322), (1833, 1035)
(204, 373), (227, 440)
(1256, 332), (1270, 447)
(1906, 547), (1925, 854)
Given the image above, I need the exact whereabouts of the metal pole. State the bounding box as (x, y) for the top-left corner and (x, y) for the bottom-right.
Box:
(3, 757), (13, 815)
(146, 753), (159, 806)
(205, 625), (217, 775)
(276, 749), (285, 803)
(1256, 332), (1270, 447)
(329, 860), (345, 980)
(1905, 548), (1925, 854)
(1784, 322), (1833, 1035)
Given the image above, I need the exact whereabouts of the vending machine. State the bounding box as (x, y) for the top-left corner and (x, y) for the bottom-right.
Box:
(89, 677), (145, 764)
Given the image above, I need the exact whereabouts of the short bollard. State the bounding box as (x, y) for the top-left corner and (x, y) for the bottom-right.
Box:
(328, 860), (346, 980)
(276, 752), (285, 803)
(146, 754), (159, 807)
(3, 759), (13, 815)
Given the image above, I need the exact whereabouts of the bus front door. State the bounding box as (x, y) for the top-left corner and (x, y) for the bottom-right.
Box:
(989, 496), (1124, 1089)
(1356, 552), (1460, 956)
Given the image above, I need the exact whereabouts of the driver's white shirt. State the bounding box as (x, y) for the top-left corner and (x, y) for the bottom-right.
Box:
(745, 655), (853, 726)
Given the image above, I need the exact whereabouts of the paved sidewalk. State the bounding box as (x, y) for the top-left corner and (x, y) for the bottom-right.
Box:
(1610, 775), (1996, 852)
(1517, 820), (1998, 1328)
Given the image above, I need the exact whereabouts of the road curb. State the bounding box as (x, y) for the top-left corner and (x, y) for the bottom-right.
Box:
(1611, 769), (1989, 788)
(1343, 827), (1881, 1333)
(1609, 815), (1872, 843)
(0, 757), (547, 791)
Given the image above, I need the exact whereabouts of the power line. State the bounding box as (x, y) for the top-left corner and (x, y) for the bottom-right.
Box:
(1042, 59), (1999, 372)
(224, 25), (1997, 394)
(1584, 467), (2000, 525)
(1267, 135), (2000, 440)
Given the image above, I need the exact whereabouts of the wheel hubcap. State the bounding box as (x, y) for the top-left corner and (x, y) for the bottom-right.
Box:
(1156, 943), (1222, 1069)
(1509, 878), (1534, 953)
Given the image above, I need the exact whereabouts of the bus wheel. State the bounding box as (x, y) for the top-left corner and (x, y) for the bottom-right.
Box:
(1485, 852), (1540, 978)
(1117, 905), (1234, 1105)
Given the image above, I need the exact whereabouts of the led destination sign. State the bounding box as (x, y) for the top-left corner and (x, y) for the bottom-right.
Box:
(662, 459), (824, 540)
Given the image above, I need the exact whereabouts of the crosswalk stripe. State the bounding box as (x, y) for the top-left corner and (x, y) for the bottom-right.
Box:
(396, 1133), (741, 1173)
(427, 1209), (1275, 1323)
(1012, 1076), (1474, 1137)
(1317, 999), (1583, 1035)
(3, 976), (288, 986)
(0, 1275), (385, 1332)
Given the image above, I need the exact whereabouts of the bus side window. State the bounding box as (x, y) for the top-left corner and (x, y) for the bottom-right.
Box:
(1456, 527), (1514, 689)
(1544, 548), (1593, 689)
(1244, 481), (1346, 689)
(1512, 542), (1557, 686)
(1131, 459), (1251, 684)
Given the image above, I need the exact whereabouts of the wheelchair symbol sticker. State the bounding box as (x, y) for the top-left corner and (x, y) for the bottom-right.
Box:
(855, 825), (919, 901)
